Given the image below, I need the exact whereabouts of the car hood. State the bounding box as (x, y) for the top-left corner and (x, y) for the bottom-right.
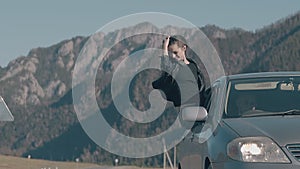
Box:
(223, 116), (300, 146)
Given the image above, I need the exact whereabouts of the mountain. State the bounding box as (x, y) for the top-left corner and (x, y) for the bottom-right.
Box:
(0, 36), (88, 158)
(0, 12), (300, 166)
(244, 13), (300, 72)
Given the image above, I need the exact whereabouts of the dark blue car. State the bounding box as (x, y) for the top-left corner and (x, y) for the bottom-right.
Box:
(178, 72), (300, 169)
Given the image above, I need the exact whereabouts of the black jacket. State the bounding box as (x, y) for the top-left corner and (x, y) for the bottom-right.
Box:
(152, 56), (204, 107)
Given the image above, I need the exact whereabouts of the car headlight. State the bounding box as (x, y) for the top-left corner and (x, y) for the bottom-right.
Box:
(227, 137), (290, 163)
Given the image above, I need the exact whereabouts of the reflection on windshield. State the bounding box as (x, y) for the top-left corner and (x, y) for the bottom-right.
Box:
(241, 109), (300, 117)
(226, 76), (300, 118)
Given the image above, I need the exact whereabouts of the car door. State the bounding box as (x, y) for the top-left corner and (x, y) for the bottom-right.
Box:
(178, 79), (226, 169)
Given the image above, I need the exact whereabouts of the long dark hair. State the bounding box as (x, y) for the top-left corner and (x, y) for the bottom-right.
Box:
(168, 35), (188, 49)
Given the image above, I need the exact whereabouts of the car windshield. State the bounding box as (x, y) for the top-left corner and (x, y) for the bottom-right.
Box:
(225, 76), (300, 118)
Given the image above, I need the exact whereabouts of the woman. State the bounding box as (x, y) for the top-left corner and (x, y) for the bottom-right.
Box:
(152, 35), (205, 107)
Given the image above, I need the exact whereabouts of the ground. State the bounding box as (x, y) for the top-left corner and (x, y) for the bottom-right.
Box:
(0, 155), (166, 169)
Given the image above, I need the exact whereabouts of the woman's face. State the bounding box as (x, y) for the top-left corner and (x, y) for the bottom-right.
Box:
(168, 43), (186, 61)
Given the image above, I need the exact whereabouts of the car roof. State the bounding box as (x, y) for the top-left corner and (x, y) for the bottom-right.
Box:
(226, 71), (300, 81)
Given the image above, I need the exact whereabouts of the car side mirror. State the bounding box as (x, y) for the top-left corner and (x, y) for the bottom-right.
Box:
(181, 106), (208, 122)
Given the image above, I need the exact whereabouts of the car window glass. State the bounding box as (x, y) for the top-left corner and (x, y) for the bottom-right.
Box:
(226, 76), (300, 118)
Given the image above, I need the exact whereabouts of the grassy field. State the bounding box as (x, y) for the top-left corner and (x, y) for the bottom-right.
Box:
(0, 155), (165, 169)
(0, 155), (99, 169)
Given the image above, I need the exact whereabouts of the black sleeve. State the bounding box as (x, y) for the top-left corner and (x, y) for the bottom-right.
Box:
(152, 72), (180, 105)
(152, 55), (180, 103)
(188, 62), (199, 81)
(152, 56), (177, 90)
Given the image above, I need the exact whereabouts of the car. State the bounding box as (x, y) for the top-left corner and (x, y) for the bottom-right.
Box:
(177, 72), (300, 169)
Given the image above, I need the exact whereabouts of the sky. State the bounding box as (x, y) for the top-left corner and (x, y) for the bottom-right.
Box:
(0, 0), (299, 67)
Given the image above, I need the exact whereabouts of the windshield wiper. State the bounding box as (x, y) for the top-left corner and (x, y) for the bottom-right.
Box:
(241, 109), (300, 117)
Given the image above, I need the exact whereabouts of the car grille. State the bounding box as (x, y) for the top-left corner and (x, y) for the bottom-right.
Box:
(287, 144), (300, 161)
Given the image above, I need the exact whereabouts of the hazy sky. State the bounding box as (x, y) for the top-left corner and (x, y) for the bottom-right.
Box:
(0, 0), (299, 67)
